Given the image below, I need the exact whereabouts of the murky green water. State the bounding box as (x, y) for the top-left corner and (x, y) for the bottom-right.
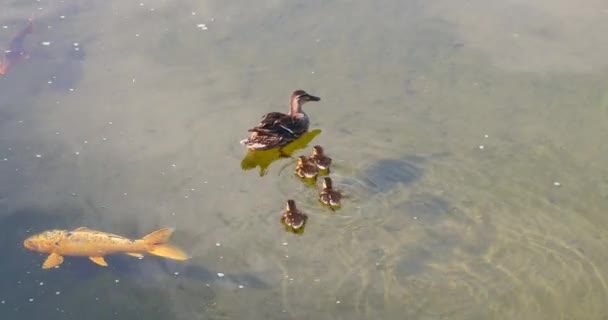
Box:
(2, 0), (608, 319)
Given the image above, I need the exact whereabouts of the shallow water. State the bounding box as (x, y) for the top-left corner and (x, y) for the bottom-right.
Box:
(2, 0), (608, 319)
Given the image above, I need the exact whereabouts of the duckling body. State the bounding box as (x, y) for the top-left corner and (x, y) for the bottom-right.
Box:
(319, 177), (341, 209)
(295, 156), (318, 179)
(281, 200), (308, 231)
(240, 90), (321, 151)
(310, 145), (332, 170)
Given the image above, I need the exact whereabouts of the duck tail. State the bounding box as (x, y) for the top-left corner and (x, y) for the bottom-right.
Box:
(141, 228), (189, 261)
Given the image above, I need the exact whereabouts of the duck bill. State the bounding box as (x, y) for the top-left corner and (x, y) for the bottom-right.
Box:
(305, 94), (321, 102)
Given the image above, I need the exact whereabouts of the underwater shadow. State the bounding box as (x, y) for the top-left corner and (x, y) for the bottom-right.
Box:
(361, 153), (449, 194)
(240, 129), (321, 176)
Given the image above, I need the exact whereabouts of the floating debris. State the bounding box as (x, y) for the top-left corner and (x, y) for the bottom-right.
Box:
(282, 242), (288, 246)
(553, 181), (561, 187)
(238, 285), (244, 289)
(336, 300), (340, 304)
(114, 279), (120, 283)
(196, 24), (208, 30)
(55, 291), (60, 295)
(41, 41), (51, 46)
(478, 145), (485, 150)
(60, 16), (65, 19)
(217, 273), (225, 278)
(215, 242), (221, 247)
(484, 134), (489, 138)
(35, 154), (41, 158)
(29, 298), (34, 302)
(173, 272), (179, 276)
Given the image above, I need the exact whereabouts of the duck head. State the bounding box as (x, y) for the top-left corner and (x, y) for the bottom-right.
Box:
(289, 90), (320, 114)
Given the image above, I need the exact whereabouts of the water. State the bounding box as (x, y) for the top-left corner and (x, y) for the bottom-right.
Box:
(1, 0), (608, 319)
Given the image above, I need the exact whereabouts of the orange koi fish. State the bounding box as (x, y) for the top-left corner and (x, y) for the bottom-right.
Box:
(0, 19), (34, 75)
(23, 227), (189, 269)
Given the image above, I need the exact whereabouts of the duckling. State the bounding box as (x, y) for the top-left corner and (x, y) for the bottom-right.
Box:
(294, 155), (318, 179)
(240, 90), (321, 151)
(319, 177), (341, 210)
(281, 199), (308, 232)
(310, 145), (332, 170)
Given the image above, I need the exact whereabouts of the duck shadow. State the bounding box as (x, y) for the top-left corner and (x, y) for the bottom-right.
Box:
(240, 129), (322, 176)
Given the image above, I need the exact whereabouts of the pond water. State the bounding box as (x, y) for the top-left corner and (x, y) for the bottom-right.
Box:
(2, 0), (608, 319)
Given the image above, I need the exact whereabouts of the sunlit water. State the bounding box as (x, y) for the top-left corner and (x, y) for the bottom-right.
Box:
(2, 0), (608, 319)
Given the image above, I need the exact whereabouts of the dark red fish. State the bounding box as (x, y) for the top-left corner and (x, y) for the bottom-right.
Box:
(0, 19), (34, 75)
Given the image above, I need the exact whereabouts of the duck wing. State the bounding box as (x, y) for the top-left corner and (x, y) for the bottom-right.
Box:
(248, 112), (307, 137)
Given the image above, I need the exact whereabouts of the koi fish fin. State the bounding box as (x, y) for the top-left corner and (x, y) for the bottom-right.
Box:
(89, 256), (108, 267)
(43, 252), (64, 269)
(141, 228), (174, 244)
(125, 252), (144, 258)
(148, 244), (189, 261)
(142, 228), (189, 261)
(73, 227), (92, 231)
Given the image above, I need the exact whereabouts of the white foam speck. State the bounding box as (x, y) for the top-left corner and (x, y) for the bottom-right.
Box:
(55, 291), (60, 295)
(115, 279), (120, 283)
(478, 145), (484, 150)
(29, 298), (34, 302)
(174, 272), (179, 276)
(39, 282), (44, 286)
(35, 154), (41, 158)
(41, 41), (51, 46)
(553, 181), (561, 187)
(215, 242), (221, 247)
(238, 285), (244, 289)
(282, 242), (288, 246)
(60, 16), (65, 19)
(217, 273), (225, 278)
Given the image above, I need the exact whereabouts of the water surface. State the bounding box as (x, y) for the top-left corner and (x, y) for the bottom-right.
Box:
(1, 0), (608, 319)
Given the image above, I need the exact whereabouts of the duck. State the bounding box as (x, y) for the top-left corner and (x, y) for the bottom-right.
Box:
(240, 90), (321, 152)
(310, 145), (332, 170)
(281, 199), (308, 232)
(295, 155), (318, 179)
(319, 177), (341, 210)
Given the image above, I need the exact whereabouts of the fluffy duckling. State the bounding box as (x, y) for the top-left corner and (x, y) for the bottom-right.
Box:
(281, 199), (308, 232)
(294, 155), (318, 179)
(319, 177), (341, 210)
(310, 145), (332, 170)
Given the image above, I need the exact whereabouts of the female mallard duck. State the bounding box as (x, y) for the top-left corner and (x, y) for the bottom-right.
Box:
(319, 177), (341, 210)
(240, 90), (321, 151)
(295, 155), (318, 179)
(310, 145), (332, 170)
(281, 199), (308, 231)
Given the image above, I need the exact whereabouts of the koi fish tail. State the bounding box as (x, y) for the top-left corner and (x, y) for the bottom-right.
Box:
(141, 228), (189, 261)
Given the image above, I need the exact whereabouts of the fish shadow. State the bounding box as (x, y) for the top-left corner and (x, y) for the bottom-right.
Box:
(0, 206), (269, 290)
(0, 206), (271, 319)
